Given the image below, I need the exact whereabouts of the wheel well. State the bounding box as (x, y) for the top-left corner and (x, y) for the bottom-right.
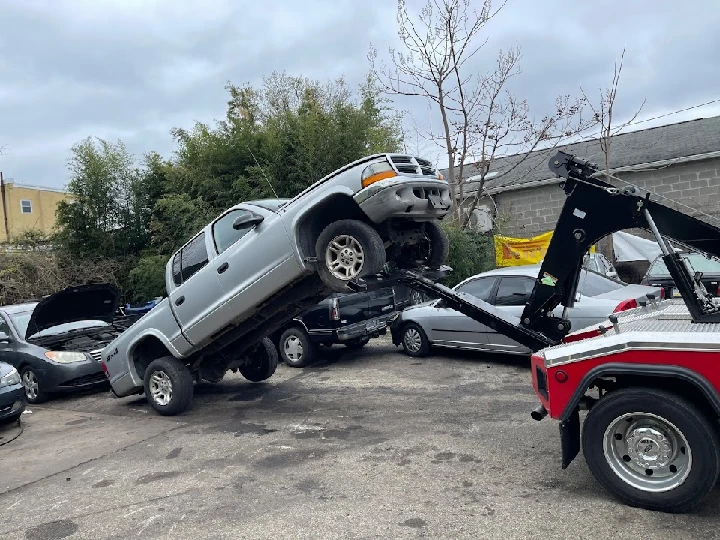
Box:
(295, 194), (368, 260)
(598, 374), (720, 422)
(131, 337), (172, 379)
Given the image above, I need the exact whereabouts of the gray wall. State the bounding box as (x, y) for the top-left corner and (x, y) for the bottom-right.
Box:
(486, 157), (720, 244)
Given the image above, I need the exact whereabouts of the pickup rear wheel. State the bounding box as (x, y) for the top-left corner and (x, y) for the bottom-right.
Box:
(315, 219), (386, 292)
(582, 388), (720, 513)
(240, 337), (279, 382)
(144, 357), (193, 416)
(279, 327), (315, 368)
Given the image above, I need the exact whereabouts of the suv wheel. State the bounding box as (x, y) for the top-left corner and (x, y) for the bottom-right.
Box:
(240, 338), (278, 382)
(279, 327), (315, 368)
(144, 356), (194, 416)
(315, 219), (386, 292)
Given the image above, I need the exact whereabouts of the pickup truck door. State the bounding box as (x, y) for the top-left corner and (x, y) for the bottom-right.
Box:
(210, 206), (302, 321)
(168, 231), (234, 346)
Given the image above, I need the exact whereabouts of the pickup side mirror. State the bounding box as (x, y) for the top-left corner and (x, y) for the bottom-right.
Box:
(435, 299), (447, 309)
(0, 331), (13, 343)
(233, 212), (264, 230)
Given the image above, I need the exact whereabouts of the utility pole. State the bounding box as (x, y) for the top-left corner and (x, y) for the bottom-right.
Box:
(0, 171), (9, 241)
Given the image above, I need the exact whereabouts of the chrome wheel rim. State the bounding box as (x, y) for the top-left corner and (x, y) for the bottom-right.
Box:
(149, 371), (173, 406)
(22, 371), (38, 400)
(284, 335), (304, 362)
(325, 234), (365, 280)
(603, 411), (692, 492)
(403, 328), (422, 353)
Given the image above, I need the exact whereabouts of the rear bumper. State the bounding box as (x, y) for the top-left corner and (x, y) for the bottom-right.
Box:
(355, 178), (452, 223)
(0, 384), (26, 422)
(335, 314), (395, 341)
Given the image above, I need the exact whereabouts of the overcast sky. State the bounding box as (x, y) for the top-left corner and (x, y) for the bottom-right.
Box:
(2, 0), (719, 189)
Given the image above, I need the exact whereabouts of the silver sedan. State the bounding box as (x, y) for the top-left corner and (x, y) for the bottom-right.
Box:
(390, 264), (663, 357)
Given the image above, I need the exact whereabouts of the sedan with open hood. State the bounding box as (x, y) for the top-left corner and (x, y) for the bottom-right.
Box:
(0, 284), (126, 404)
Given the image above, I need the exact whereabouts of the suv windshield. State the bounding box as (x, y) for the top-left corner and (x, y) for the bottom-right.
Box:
(10, 312), (108, 339)
(647, 253), (720, 278)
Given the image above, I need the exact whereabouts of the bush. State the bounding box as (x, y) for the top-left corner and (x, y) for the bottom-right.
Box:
(128, 255), (168, 302)
(441, 223), (495, 287)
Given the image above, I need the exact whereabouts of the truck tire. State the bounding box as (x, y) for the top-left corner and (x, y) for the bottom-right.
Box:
(400, 322), (430, 357)
(278, 327), (315, 368)
(344, 336), (371, 350)
(144, 356), (194, 416)
(240, 337), (279, 382)
(423, 220), (450, 269)
(315, 219), (386, 292)
(582, 387), (720, 513)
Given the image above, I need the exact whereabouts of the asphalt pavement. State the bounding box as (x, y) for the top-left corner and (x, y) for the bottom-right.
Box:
(1, 335), (719, 539)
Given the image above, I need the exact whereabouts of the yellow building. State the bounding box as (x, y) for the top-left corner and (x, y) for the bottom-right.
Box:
(0, 179), (70, 242)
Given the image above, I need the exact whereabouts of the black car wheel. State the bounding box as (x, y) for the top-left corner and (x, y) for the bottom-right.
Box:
(315, 219), (386, 292)
(279, 327), (315, 368)
(240, 338), (279, 382)
(400, 323), (430, 357)
(143, 356), (194, 416)
(21, 367), (48, 404)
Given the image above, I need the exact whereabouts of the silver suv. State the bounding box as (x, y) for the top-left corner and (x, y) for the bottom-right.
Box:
(102, 153), (451, 415)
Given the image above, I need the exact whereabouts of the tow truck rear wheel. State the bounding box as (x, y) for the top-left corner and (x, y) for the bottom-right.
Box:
(582, 388), (720, 513)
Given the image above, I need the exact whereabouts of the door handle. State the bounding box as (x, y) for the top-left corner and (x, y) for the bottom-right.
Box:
(175, 296), (185, 306)
(217, 262), (229, 274)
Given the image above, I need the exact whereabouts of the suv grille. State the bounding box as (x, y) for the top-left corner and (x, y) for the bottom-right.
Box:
(389, 155), (437, 176)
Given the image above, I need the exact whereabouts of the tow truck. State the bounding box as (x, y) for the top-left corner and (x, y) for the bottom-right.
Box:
(354, 151), (720, 513)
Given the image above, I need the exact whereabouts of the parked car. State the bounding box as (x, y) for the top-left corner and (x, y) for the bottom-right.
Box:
(0, 361), (25, 424)
(641, 251), (720, 298)
(102, 153), (451, 416)
(123, 297), (163, 317)
(390, 264), (664, 357)
(271, 285), (409, 367)
(0, 284), (127, 404)
(584, 252), (618, 279)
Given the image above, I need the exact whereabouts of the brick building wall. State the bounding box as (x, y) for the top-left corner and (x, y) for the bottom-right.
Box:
(487, 157), (720, 245)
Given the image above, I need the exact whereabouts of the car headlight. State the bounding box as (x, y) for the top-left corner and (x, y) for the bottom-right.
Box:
(45, 351), (88, 364)
(0, 368), (21, 388)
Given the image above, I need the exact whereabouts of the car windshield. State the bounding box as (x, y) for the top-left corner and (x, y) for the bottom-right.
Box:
(576, 269), (624, 297)
(646, 253), (720, 278)
(10, 312), (109, 339)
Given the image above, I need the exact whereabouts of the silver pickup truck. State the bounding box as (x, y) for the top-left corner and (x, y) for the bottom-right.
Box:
(101, 153), (452, 415)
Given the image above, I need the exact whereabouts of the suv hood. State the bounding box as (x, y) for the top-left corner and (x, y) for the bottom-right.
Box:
(25, 283), (121, 340)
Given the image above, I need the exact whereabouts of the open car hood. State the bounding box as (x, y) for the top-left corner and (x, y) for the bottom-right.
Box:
(25, 283), (121, 340)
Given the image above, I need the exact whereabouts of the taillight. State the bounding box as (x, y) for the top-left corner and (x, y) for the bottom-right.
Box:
(330, 297), (340, 321)
(613, 299), (637, 313)
(659, 288), (665, 299)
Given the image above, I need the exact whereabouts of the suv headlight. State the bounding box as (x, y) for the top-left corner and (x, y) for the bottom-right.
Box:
(0, 368), (21, 388)
(45, 351), (88, 364)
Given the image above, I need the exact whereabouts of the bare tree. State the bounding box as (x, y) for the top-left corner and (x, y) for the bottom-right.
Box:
(370, 0), (592, 227)
(582, 49), (646, 181)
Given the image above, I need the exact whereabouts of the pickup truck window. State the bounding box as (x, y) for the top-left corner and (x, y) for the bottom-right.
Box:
(181, 232), (209, 282)
(212, 209), (257, 254)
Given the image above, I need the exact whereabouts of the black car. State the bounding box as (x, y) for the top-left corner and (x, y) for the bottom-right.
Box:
(0, 284), (128, 404)
(271, 285), (417, 367)
(0, 361), (25, 424)
(641, 251), (720, 298)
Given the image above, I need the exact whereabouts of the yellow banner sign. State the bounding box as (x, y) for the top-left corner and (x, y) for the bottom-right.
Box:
(494, 231), (595, 267)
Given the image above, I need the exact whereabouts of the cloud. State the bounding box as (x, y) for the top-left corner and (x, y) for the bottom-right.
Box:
(1, 0), (719, 187)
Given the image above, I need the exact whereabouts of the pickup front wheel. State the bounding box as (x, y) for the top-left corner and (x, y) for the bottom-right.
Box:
(315, 219), (386, 292)
(144, 357), (194, 416)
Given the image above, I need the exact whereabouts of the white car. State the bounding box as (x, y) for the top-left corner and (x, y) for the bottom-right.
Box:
(389, 264), (663, 357)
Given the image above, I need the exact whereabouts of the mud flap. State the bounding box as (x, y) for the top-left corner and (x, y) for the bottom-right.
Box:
(560, 408), (580, 469)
